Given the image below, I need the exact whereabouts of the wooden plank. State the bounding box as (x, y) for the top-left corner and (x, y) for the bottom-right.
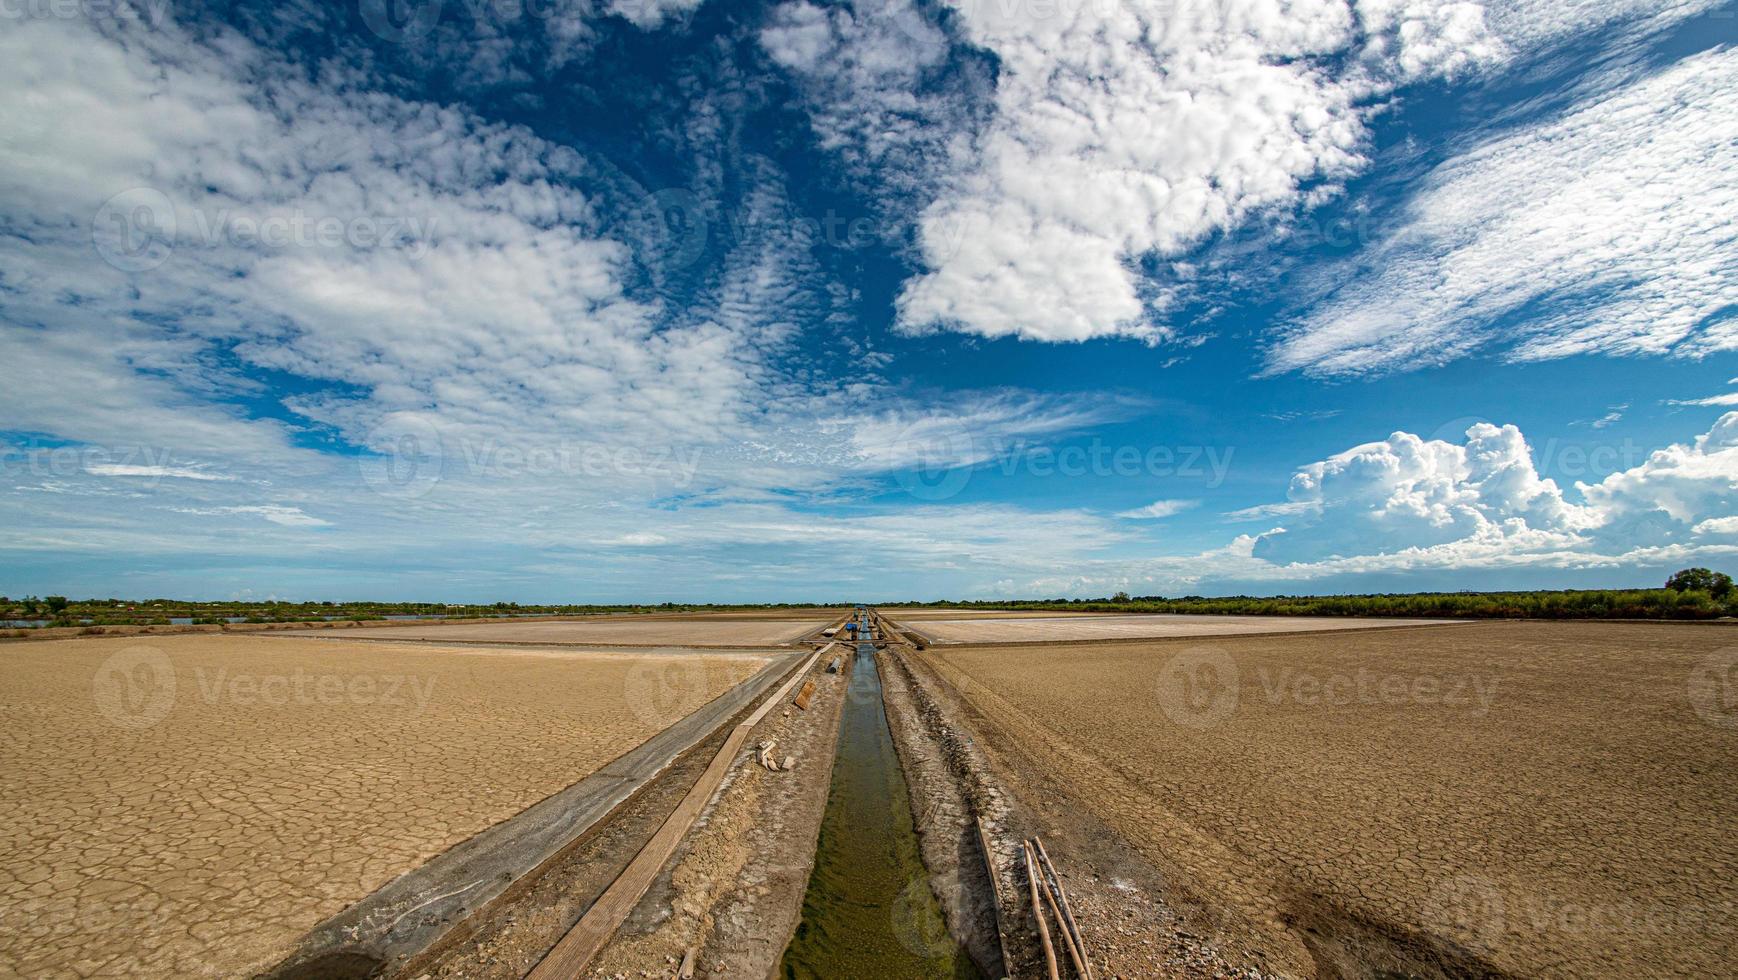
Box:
(792, 680), (817, 710)
(525, 648), (823, 980)
(1023, 841), (1060, 980)
(975, 816), (1011, 978)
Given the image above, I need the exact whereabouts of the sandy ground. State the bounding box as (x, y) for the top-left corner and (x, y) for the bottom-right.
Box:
(921, 621), (1738, 978)
(900, 612), (1458, 644)
(0, 634), (769, 979)
(292, 616), (833, 647)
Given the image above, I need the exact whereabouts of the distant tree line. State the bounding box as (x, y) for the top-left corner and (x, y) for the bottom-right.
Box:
(879, 568), (1738, 620)
(5, 570), (1734, 626)
(0, 597), (851, 629)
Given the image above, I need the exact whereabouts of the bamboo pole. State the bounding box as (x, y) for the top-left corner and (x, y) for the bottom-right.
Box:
(1034, 867), (1088, 980)
(1032, 836), (1094, 980)
(1023, 841), (1060, 980)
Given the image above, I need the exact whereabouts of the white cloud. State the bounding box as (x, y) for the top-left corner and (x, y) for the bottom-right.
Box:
(607, 0), (705, 27)
(1694, 516), (1738, 536)
(225, 505), (332, 527)
(1245, 413), (1738, 573)
(890, 0), (1502, 343)
(1482, 0), (1725, 54)
(86, 464), (236, 482)
(1270, 47), (1738, 376)
(1222, 500), (1321, 522)
(989, 412), (1738, 597)
(1116, 499), (1199, 520)
(1251, 420), (1593, 564)
(1671, 393), (1738, 407)
(0, 7), (839, 499)
(759, 0), (977, 211)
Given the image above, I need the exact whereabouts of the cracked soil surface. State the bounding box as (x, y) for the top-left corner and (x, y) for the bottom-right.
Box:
(0, 633), (767, 979)
(922, 621), (1738, 978)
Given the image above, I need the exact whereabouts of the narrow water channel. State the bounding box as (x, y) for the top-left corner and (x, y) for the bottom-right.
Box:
(780, 637), (981, 979)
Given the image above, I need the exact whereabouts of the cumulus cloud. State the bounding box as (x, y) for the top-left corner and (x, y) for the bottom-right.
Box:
(1248, 414), (1738, 572)
(890, 0), (1501, 343)
(1252, 421), (1593, 563)
(994, 413), (1738, 597)
(1270, 47), (1738, 376)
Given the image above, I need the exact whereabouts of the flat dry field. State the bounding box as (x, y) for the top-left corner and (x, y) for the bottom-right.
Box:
(299, 615), (832, 647)
(879, 609), (1096, 620)
(0, 634), (769, 978)
(900, 612), (1457, 643)
(923, 621), (1738, 978)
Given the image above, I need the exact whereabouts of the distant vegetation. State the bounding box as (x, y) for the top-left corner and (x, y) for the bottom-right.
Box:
(5, 569), (1733, 626)
(883, 569), (1738, 620)
(0, 598), (847, 629)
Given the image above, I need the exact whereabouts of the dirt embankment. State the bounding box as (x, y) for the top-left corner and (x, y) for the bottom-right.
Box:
(877, 616), (1275, 980)
(414, 645), (851, 979)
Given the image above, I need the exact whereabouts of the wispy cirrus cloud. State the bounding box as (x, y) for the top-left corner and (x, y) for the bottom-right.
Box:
(1116, 499), (1199, 520)
(1268, 46), (1738, 377)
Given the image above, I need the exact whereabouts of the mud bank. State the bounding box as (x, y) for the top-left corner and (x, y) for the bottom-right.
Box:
(576, 645), (852, 978)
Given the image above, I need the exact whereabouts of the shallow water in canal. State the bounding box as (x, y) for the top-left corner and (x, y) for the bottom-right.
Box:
(780, 642), (981, 979)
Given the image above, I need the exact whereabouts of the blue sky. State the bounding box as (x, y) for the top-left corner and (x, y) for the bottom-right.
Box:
(1, 0), (1735, 602)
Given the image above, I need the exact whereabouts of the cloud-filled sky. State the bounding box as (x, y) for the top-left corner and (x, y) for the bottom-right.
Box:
(0, 0), (1734, 602)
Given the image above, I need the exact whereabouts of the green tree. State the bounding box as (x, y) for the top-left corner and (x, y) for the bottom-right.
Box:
(43, 596), (69, 614)
(1666, 568), (1731, 595)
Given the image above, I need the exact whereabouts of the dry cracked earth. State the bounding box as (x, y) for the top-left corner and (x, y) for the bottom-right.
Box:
(0, 633), (768, 979)
(926, 621), (1738, 979)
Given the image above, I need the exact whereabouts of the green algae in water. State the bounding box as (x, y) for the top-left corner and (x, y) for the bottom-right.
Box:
(781, 647), (983, 979)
